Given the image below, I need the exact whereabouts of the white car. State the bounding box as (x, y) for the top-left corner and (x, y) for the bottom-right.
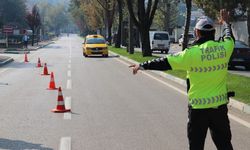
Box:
(149, 31), (170, 54)
(179, 33), (195, 46)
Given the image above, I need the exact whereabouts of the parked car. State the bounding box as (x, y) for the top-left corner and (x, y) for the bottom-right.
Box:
(229, 40), (250, 70)
(178, 33), (195, 46)
(149, 31), (170, 54)
(83, 34), (108, 57)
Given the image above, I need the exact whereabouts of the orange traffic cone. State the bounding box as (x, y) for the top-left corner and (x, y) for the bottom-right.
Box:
(24, 52), (29, 62)
(52, 87), (71, 113)
(36, 58), (43, 68)
(47, 72), (57, 90)
(41, 63), (50, 75)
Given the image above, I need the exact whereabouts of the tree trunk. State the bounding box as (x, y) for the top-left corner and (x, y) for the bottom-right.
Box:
(182, 0), (192, 50)
(128, 14), (134, 54)
(108, 24), (112, 45)
(140, 27), (151, 56)
(165, 3), (170, 32)
(247, 8), (250, 46)
(36, 27), (39, 45)
(115, 0), (123, 48)
(32, 30), (34, 46)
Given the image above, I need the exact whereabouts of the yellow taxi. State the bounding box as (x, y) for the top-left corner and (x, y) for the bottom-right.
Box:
(83, 35), (108, 57)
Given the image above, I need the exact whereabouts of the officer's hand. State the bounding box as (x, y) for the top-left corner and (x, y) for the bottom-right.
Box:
(219, 9), (230, 24)
(129, 64), (140, 75)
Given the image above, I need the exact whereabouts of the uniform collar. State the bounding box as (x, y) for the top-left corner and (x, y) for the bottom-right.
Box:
(192, 37), (214, 46)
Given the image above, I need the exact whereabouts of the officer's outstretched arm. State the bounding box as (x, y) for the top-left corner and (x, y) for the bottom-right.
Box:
(139, 57), (172, 71)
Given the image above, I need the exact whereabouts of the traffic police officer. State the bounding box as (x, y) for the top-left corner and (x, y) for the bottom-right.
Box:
(130, 9), (234, 150)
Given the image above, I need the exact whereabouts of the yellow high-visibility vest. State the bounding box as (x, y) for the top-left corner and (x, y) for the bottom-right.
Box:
(167, 38), (234, 109)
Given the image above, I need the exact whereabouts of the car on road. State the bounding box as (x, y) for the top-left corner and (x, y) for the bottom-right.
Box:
(178, 33), (195, 46)
(229, 40), (250, 70)
(83, 35), (108, 57)
(149, 31), (170, 54)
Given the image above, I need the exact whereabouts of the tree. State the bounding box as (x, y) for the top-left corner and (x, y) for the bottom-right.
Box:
(194, 0), (250, 45)
(37, 1), (71, 37)
(126, 0), (159, 57)
(69, 0), (105, 35)
(182, 0), (192, 50)
(194, 0), (247, 20)
(0, 0), (27, 28)
(69, 0), (88, 34)
(26, 5), (41, 46)
(115, 0), (124, 48)
(154, 0), (178, 32)
(96, 0), (116, 45)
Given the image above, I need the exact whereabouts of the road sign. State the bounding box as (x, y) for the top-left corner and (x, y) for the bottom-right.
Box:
(3, 26), (13, 34)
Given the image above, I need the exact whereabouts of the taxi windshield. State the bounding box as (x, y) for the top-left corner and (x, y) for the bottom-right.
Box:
(86, 38), (106, 44)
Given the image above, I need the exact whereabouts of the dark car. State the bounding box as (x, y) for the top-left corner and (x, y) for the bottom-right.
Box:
(229, 41), (250, 70)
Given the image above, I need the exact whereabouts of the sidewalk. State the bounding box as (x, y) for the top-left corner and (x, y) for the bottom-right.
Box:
(0, 40), (54, 66)
(0, 55), (14, 66)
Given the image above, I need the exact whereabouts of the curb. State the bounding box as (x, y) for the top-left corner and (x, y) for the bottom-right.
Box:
(110, 51), (250, 114)
(3, 51), (30, 54)
(0, 42), (54, 54)
(0, 57), (14, 66)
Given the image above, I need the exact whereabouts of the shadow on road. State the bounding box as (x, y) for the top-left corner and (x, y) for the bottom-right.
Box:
(44, 45), (61, 49)
(3, 62), (38, 69)
(2, 61), (55, 69)
(0, 138), (53, 150)
(84, 55), (120, 59)
(71, 111), (81, 115)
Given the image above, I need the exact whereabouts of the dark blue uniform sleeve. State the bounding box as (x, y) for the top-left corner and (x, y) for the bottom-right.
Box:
(223, 23), (235, 42)
(139, 57), (172, 71)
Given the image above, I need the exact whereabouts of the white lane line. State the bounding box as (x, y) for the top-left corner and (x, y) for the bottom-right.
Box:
(60, 137), (71, 150)
(115, 58), (187, 95)
(69, 37), (72, 55)
(228, 114), (250, 129)
(69, 59), (71, 63)
(64, 97), (72, 120)
(67, 79), (72, 89)
(114, 57), (250, 129)
(67, 70), (71, 77)
(68, 64), (71, 69)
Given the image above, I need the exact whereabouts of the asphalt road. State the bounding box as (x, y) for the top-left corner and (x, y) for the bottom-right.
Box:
(0, 35), (249, 150)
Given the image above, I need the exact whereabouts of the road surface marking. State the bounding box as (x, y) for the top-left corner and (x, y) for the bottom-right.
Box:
(64, 97), (72, 120)
(60, 137), (71, 150)
(67, 70), (71, 77)
(115, 56), (250, 129)
(68, 64), (71, 69)
(115, 57), (187, 95)
(69, 59), (71, 63)
(67, 79), (72, 89)
(228, 114), (250, 128)
(69, 37), (72, 56)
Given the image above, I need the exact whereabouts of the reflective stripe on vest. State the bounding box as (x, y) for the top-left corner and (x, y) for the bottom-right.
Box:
(190, 63), (228, 72)
(190, 93), (228, 106)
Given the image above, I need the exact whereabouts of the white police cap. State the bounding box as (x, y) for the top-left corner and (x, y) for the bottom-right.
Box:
(195, 16), (215, 31)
